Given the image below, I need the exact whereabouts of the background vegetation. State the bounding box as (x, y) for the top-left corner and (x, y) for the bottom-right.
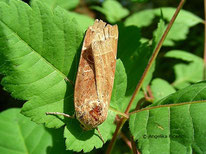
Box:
(0, 0), (205, 153)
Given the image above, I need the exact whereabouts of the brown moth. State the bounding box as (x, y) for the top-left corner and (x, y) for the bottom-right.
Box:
(46, 19), (118, 136)
(74, 19), (118, 130)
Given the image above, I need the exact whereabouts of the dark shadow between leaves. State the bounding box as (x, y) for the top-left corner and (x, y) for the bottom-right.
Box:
(65, 118), (94, 141)
(67, 35), (83, 84)
(63, 34), (95, 141)
(46, 127), (73, 154)
(117, 23), (153, 96)
(62, 36), (83, 122)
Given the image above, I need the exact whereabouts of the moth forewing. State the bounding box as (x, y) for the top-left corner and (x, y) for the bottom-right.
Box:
(74, 20), (119, 130)
(92, 39), (116, 105)
(46, 19), (119, 134)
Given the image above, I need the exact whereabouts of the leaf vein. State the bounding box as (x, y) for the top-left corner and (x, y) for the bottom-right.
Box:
(17, 123), (29, 154)
(0, 18), (71, 85)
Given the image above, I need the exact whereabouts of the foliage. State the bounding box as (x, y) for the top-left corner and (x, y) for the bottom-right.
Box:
(0, 108), (73, 154)
(151, 78), (176, 102)
(125, 7), (203, 46)
(0, 0), (205, 153)
(130, 81), (206, 154)
(30, 0), (79, 10)
(91, 0), (129, 23)
(165, 50), (203, 89)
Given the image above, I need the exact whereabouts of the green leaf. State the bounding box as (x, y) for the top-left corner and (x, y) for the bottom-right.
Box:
(125, 7), (203, 46)
(0, 108), (52, 154)
(0, 0), (82, 128)
(131, 0), (148, 2)
(30, 0), (93, 32)
(66, 11), (94, 32)
(0, 108), (73, 154)
(125, 9), (155, 27)
(118, 25), (152, 96)
(31, 0), (94, 32)
(91, 0), (129, 23)
(64, 110), (116, 152)
(63, 60), (125, 151)
(163, 22), (189, 46)
(165, 50), (202, 62)
(47, 128), (74, 154)
(151, 78), (176, 102)
(142, 62), (155, 92)
(141, 17), (164, 92)
(129, 81), (206, 154)
(165, 50), (203, 89)
(0, 0), (9, 3)
(152, 15), (165, 50)
(110, 59), (127, 112)
(30, 0), (79, 10)
(117, 22), (157, 112)
(0, 1), (119, 151)
(154, 7), (203, 46)
(154, 7), (203, 27)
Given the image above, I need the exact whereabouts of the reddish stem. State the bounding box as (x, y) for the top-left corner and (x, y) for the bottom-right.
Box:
(106, 0), (186, 153)
(131, 135), (140, 154)
(120, 132), (132, 150)
(125, 0), (185, 114)
(147, 86), (154, 100)
(106, 118), (127, 154)
(204, 0), (206, 80)
(144, 86), (154, 102)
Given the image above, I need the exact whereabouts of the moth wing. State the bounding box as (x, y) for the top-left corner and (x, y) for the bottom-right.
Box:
(74, 19), (118, 130)
(91, 24), (118, 104)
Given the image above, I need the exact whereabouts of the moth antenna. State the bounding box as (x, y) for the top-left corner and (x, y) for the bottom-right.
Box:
(46, 112), (74, 119)
(96, 127), (105, 144)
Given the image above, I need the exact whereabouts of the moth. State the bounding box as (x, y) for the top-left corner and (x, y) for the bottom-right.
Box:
(46, 19), (118, 140)
(74, 19), (118, 130)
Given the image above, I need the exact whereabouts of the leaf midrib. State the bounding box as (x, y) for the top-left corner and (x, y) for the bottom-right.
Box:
(129, 100), (206, 115)
(17, 123), (29, 154)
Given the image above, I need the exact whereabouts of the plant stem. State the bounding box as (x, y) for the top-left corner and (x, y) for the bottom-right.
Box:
(130, 100), (206, 115)
(106, 0), (186, 153)
(131, 135), (139, 154)
(106, 118), (127, 154)
(120, 132), (132, 150)
(125, 0), (185, 114)
(109, 107), (129, 119)
(204, 0), (206, 80)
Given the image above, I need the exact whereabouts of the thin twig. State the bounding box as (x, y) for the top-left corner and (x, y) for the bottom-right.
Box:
(147, 86), (154, 101)
(131, 136), (139, 154)
(120, 132), (132, 150)
(130, 100), (206, 115)
(109, 107), (129, 119)
(106, 118), (127, 154)
(106, 1), (186, 153)
(124, 0), (186, 114)
(204, 0), (206, 80)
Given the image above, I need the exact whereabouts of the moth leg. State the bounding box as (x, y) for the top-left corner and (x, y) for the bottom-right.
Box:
(64, 77), (74, 87)
(96, 127), (105, 144)
(46, 112), (75, 119)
